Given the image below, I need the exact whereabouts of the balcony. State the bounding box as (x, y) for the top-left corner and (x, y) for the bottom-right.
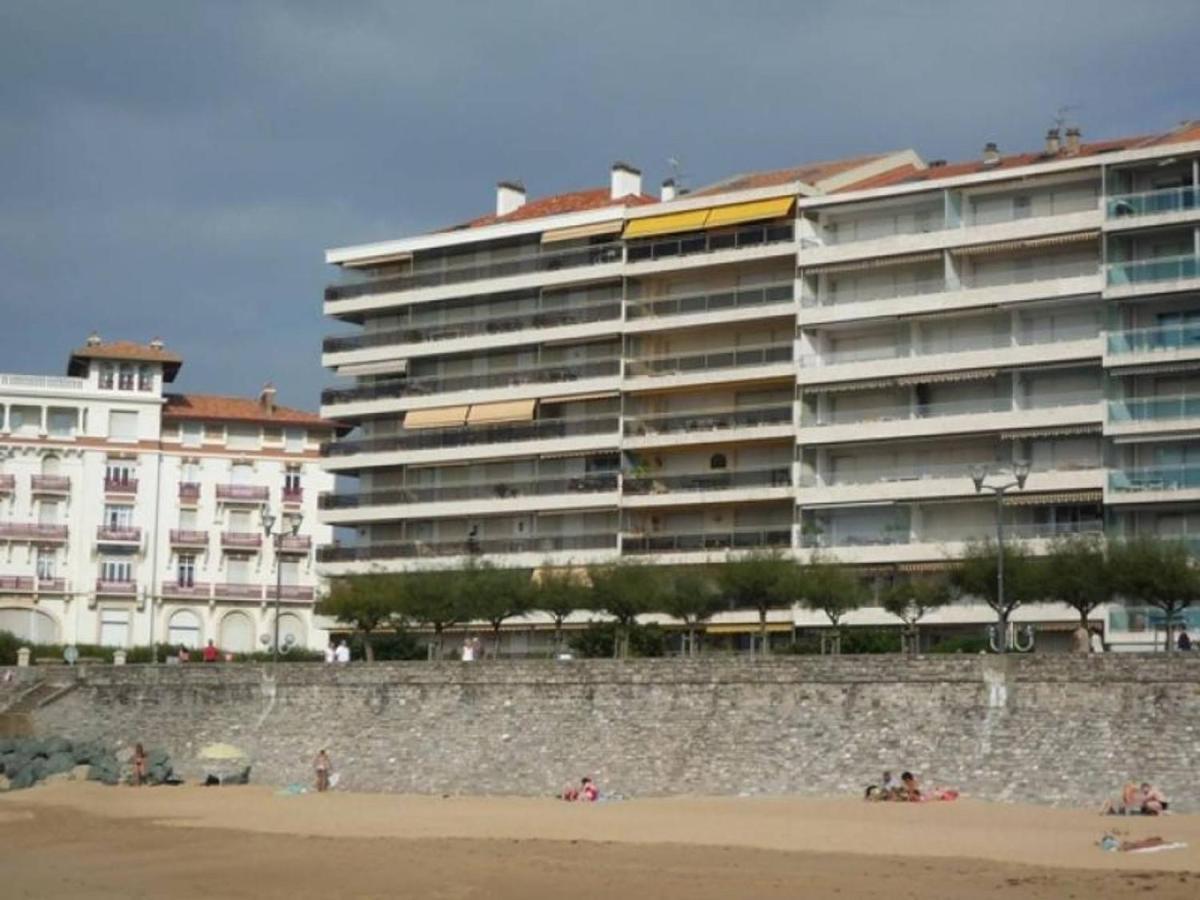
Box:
(104, 477), (138, 496)
(1107, 186), (1199, 220)
(170, 529), (209, 548)
(162, 581), (211, 599)
(221, 531), (263, 550)
(623, 467), (792, 497)
(320, 474), (618, 510)
(1106, 321), (1200, 368)
(1107, 254), (1200, 289)
(626, 283), (794, 326)
(179, 482), (201, 502)
(0, 523), (68, 542)
(277, 585), (315, 601)
(801, 520), (1103, 560)
(31, 475), (70, 494)
(1108, 395), (1200, 433)
(321, 359), (621, 407)
(1108, 465), (1200, 503)
(215, 484), (270, 503)
(277, 534), (313, 553)
(95, 579), (137, 596)
(214, 583), (264, 600)
(317, 532), (618, 562)
(96, 525), (142, 545)
(623, 404), (793, 444)
(0, 474), (14, 494)
(625, 344), (792, 380)
(325, 242), (624, 303)
(0, 575), (32, 591)
(282, 487), (304, 505)
(626, 221), (795, 265)
(621, 527), (793, 555)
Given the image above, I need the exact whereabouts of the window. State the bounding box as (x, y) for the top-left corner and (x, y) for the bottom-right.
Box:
(168, 610), (201, 648)
(710, 453), (728, 470)
(104, 504), (133, 528)
(38, 501), (59, 525)
(227, 424), (260, 451)
(36, 550), (55, 580)
(137, 365), (153, 391)
(1013, 195), (1032, 220)
(284, 468), (301, 493)
(226, 555), (251, 584)
(118, 364), (135, 391)
(10, 405), (39, 435)
(229, 509), (252, 532)
(177, 554), (196, 587)
(99, 609), (131, 647)
(181, 422), (203, 448)
(231, 461), (254, 484)
(99, 364), (115, 389)
(108, 410), (138, 441)
(47, 408), (78, 438)
(101, 558), (134, 582)
(284, 428), (306, 453)
(279, 559), (300, 586)
(179, 509), (197, 530)
(106, 460), (134, 485)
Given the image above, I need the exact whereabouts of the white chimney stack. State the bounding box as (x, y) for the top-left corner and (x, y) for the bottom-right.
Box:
(1044, 128), (1061, 155)
(496, 180), (526, 217)
(259, 382), (277, 414)
(611, 162), (642, 199)
(982, 142), (1000, 166)
(660, 178), (677, 202)
(1065, 127), (1081, 155)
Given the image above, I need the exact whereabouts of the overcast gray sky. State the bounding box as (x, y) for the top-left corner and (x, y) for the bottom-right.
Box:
(1, 0), (1197, 408)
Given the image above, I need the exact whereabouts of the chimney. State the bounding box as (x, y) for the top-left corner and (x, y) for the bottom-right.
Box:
(259, 382), (277, 415)
(1065, 127), (1081, 155)
(660, 178), (677, 202)
(495, 181), (526, 217)
(86, 331), (102, 347)
(928, 159), (946, 168)
(148, 337), (164, 351)
(982, 142), (1000, 166)
(1044, 128), (1061, 155)
(611, 162), (642, 199)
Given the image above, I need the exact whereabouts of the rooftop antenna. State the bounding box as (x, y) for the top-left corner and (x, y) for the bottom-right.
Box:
(667, 156), (689, 194)
(1053, 104), (1080, 132)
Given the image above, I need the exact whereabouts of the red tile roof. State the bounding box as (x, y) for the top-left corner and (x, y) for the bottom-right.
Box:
(450, 187), (657, 231)
(163, 393), (338, 432)
(67, 340), (183, 381)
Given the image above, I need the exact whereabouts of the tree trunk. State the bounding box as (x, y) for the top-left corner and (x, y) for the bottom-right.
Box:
(759, 609), (770, 657)
(1165, 606), (1175, 654)
(362, 632), (375, 663)
(687, 626), (696, 658)
(492, 623), (503, 658)
(554, 619), (564, 656)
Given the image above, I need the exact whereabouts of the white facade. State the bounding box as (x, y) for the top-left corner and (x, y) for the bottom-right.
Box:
(0, 338), (336, 653)
(318, 126), (1200, 648)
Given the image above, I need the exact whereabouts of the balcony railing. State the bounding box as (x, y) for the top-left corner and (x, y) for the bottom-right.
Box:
(626, 344), (792, 379)
(626, 283), (793, 320)
(821, 213), (947, 245)
(1109, 394), (1200, 423)
(808, 391), (1100, 427)
(1107, 254), (1200, 287)
(104, 478), (138, 495)
(282, 487), (304, 504)
(320, 473), (618, 510)
(325, 242), (624, 302)
(0, 474), (14, 493)
(163, 581), (211, 598)
(31, 475), (70, 493)
(96, 525), (141, 544)
(170, 529), (209, 547)
(214, 583), (264, 599)
(966, 194), (1097, 227)
(801, 519), (1103, 548)
(215, 484), (270, 502)
(0, 523), (68, 541)
(95, 579), (137, 596)
(277, 585), (315, 601)
(318, 532), (618, 562)
(0, 576), (66, 592)
(179, 482), (201, 501)
(622, 527), (793, 554)
(803, 458), (1099, 488)
(0, 576), (32, 591)
(221, 531), (263, 549)
(1107, 321), (1200, 355)
(803, 324), (1099, 368)
(321, 358), (621, 406)
(322, 414), (619, 458)
(623, 467), (791, 495)
(1108, 186), (1199, 219)
(624, 404), (792, 438)
(626, 221), (794, 263)
(1109, 465), (1200, 493)
(0, 372), (86, 391)
(323, 301), (622, 352)
(278, 534), (313, 553)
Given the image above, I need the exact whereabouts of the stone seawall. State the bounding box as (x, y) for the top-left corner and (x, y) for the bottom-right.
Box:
(12, 655), (1200, 808)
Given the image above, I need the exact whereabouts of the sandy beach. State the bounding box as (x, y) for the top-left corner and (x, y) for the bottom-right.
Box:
(1, 783), (1197, 898)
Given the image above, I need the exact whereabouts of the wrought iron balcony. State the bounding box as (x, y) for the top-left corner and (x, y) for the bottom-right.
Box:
(31, 475), (70, 494)
(104, 477), (138, 495)
(0, 523), (68, 541)
(282, 487), (304, 504)
(162, 581), (211, 598)
(179, 482), (201, 501)
(215, 484), (270, 502)
(221, 531), (263, 549)
(213, 583), (264, 600)
(169, 529), (209, 547)
(96, 525), (142, 544)
(277, 534), (312, 553)
(0, 474), (14, 494)
(95, 579), (137, 596)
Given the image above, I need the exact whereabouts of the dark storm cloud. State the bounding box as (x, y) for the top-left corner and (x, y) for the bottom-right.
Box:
(1, 0), (1197, 406)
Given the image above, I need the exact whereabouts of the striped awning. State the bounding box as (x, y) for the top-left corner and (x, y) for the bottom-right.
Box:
(895, 368), (997, 385)
(1106, 361), (1200, 377)
(950, 230), (1100, 257)
(1002, 490), (1103, 507)
(802, 250), (943, 276)
(1000, 424), (1102, 439)
(805, 377), (899, 393)
(539, 391), (620, 405)
(541, 220), (622, 244)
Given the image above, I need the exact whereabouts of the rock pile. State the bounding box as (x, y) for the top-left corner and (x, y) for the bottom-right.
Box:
(0, 737), (174, 791)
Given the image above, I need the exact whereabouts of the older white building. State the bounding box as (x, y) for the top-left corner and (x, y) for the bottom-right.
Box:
(317, 119), (1200, 649)
(0, 336), (337, 653)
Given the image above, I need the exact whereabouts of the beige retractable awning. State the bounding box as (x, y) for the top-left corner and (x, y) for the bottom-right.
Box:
(1002, 490), (1103, 507)
(805, 377), (899, 393)
(1000, 425), (1102, 439)
(540, 220), (623, 244)
(802, 251), (943, 276)
(466, 399), (537, 425)
(1106, 361), (1200, 377)
(951, 231), (1100, 257)
(403, 405), (469, 429)
(895, 368), (998, 386)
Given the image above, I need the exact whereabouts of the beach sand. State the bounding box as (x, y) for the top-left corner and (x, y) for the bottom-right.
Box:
(2, 782), (1198, 898)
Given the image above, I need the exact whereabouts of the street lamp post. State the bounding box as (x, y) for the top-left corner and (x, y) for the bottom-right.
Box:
(261, 508), (303, 665)
(969, 461), (1031, 654)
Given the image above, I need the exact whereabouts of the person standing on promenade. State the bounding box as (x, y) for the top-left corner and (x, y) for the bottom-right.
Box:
(202, 640), (219, 663)
(314, 749), (332, 792)
(334, 640), (350, 664)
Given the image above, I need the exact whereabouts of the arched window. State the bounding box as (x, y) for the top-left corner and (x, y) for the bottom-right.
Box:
(0, 607), (59, 643)
(168, 609), (202, 648)
(219, 611), (254, 654)
(709, 453), (727, 470)
(41, 455), (61, 476)
(273, 612), (306, 652)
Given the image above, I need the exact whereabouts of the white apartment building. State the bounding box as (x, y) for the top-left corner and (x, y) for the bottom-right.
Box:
(318, 120), (1200, 647)
(0, 336), (337, 652)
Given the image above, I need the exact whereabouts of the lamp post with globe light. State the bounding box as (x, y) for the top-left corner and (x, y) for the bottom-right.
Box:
(969, 461), (1031, 653)
(261, 508), (303, 665)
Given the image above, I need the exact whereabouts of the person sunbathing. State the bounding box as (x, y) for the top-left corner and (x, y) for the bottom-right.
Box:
(1140, 783), (1168, 815)
(900, 771), (922, 802)
(1101, 782), (1144, 815)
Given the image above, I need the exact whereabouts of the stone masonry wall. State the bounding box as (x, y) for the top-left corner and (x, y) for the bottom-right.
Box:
(14, 655), (1200, 809)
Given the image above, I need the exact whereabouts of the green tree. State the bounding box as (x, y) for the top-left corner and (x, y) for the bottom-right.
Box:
(586, 562), (665, 658)
(1109, 536), (1200, 653)
(530, 563), (591, 655)
(661, 567), (723, 656)
(950, 540), (1043, 652)
(398, 569), (465, 660)
(1041, 534), (1113, 629)
(797, 555), (867, 654)
(881, 574), (955, 655)
(315, 572), (401, 662)
(717, 550), (793, 655)
(462, 563), (533, 657)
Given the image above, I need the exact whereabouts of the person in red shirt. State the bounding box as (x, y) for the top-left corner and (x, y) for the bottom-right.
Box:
(202, 640), (219, 663)
(580, 777), (599, 802)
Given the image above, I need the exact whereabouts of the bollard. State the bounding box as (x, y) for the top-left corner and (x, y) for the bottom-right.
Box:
(113, 649), (127, 666)
(17, 647), (30, 667)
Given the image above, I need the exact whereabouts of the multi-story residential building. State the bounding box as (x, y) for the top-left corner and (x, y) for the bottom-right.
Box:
(0, 336), (337, 652)
(318, 120), (1200, 647)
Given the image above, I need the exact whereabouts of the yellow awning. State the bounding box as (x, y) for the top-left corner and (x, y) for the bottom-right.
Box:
(706, 622), (792, 635)
(541, 220), (623, 244)
(466, 399), (536, 425)
(623, 209), (710, 239)
(403, 405), (469, 429)
(704, 197), (795, 230)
